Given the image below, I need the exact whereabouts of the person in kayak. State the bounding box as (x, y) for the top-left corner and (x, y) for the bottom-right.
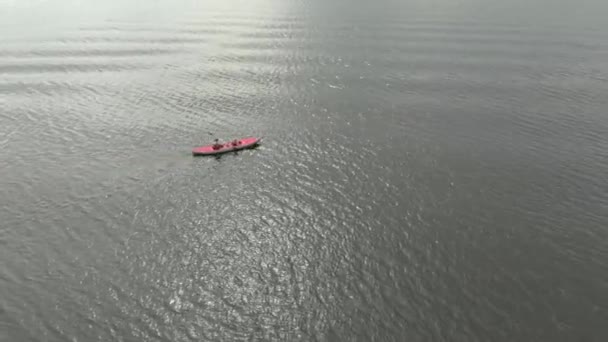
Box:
(231, 139), (240, 147)
(212, 139), (223, 150)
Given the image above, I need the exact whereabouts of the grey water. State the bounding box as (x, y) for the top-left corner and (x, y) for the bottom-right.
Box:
(1, 0), (608, 341)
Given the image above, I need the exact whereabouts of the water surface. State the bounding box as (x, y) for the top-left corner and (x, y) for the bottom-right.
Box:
(1, 0), (608, 341)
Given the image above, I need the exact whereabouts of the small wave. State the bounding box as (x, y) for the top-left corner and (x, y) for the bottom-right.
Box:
(0, 62), (143, 74)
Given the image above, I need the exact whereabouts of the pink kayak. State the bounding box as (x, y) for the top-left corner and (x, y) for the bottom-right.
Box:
(192, 137), (261, 156)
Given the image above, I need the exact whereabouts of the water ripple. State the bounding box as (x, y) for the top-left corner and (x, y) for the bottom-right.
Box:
(0, 62), (143, 74)
(0, 48), (181, 58)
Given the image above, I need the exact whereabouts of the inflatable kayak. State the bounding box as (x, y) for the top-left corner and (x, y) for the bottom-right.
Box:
(192, 137), (261, 156)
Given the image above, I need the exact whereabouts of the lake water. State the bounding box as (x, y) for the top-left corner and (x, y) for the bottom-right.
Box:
(1, 0), (608, 341)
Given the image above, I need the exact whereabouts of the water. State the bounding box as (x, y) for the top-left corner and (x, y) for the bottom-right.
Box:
(1, 0), (608, 340)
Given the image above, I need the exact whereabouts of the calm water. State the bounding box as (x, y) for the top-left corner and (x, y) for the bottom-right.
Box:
(1, 0), (608, 341)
